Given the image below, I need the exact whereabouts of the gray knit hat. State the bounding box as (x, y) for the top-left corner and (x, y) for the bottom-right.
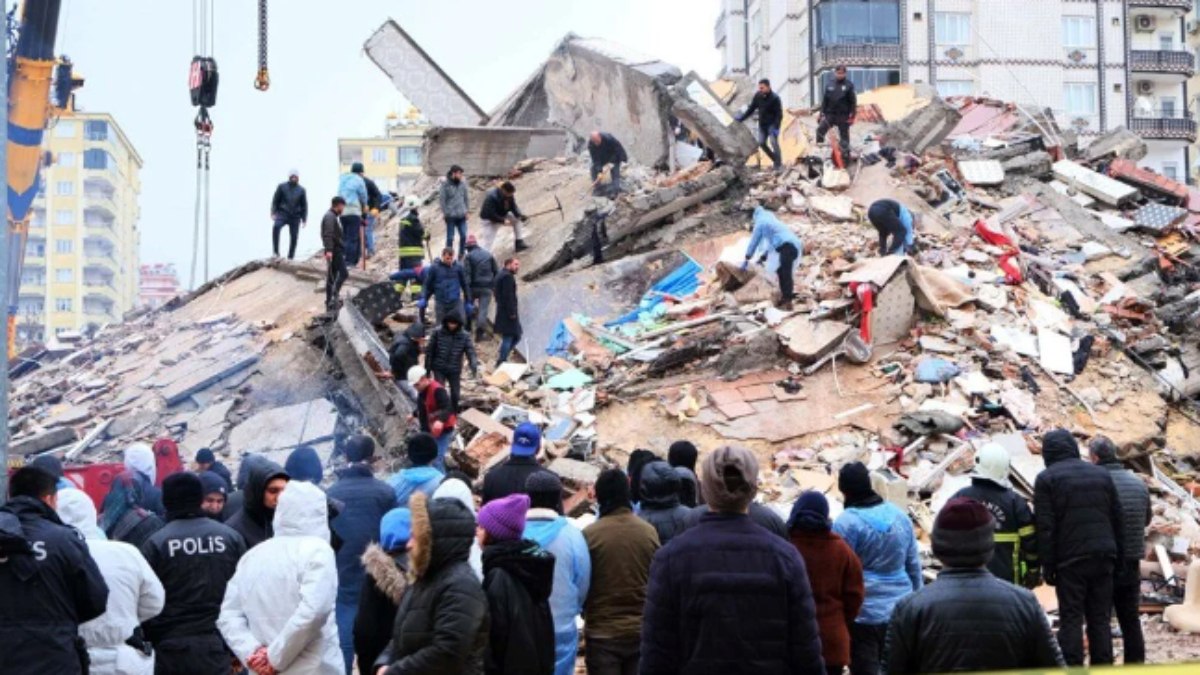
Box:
(699, 446), (759, 514)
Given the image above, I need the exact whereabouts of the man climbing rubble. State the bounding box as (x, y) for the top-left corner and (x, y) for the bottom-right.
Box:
(407, 365), (458, 470)
(736, 79), (783, 173)
(419, 248), (472, 324)
(322, 196), (348, 313)
(867, 199), (916, 256)
(479, 181), (530, 252)
(463, 234), (499, 341)
(425, 312), (479, 413)
(952, 443), (1039, 588)
(742, 204), (803, 310)
(588, 131), (628, 198)
(817, 65), (857, 160)
(338, 163), (370, 267)
(270, 169), (308, 260)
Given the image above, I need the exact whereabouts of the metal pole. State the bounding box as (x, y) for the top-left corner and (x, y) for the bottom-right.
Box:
(2, 21), (11, 500)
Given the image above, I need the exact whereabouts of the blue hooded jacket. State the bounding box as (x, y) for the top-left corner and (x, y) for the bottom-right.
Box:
(832, 501), (922, 625)
(388, 466), (444, 507)
(745, 206), (803, 259)
(338, 172), (368, 216)
(524, 512), (591, 675)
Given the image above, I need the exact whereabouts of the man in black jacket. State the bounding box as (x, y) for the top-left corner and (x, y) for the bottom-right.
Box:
(885, 498), (1063, 673)
(737, 79), (784, 172)
(817, 66), (858, 159)
(1089, 436), (1151, 664)
(375, 492), (488, 674)
(389, 322), (426, 383)
(463, 234), (499, 341)
(952, 443), (1038, 587)
(321, 196), (348, 313)
(141, 472), (246, 675)
(270, 169), (308, 260)
(637, 461), (692, 546)
(494, 257), (522, 367)
(588, 131), (629, 197)
(224, 460), (289, 549)
(482, 422), (554, 506)
(479, 181), (529, 252)
(1034, 428), (1124, 666)
(193, 447), (233, 489)
(0, 467), (109, 675)
(425, 313), (479, 413)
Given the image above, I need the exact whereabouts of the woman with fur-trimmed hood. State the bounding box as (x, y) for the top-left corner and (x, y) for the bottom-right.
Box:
(355, 508), (413, 670)
(373, 493), (489, 675)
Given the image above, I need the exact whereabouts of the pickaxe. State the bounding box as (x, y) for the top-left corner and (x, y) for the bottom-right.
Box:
(523, 194), (565, 221)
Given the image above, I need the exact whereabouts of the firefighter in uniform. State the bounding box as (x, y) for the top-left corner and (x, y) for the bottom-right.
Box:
(952, 443), (1039, 587)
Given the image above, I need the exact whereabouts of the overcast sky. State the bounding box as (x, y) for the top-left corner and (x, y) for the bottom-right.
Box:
(40, 0), (722, 288)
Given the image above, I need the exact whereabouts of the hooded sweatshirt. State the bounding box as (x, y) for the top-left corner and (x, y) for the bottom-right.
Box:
(524, 509), (591, 675)
(432, 479), (485, 579)
(637, 461), (692, 546)
(745, 206), (803, 262)
(124, 444), (165, 516)
(219, 481), (342, 674)
(482, 538), (556, 675)
(58, 489), (165, 675)
(389, 465), (444, 508)
(225, 460), (289, 549)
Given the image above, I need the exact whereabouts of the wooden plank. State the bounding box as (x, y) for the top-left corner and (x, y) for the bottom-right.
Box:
(459, 408), (514, 441)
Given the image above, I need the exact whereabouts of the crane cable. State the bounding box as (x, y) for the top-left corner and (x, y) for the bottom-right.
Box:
(189, 0), (214, 289)
(254, 0), (269, 91)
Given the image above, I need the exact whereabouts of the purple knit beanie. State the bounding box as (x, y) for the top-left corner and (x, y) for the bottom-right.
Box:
(478, 493), (530, 542)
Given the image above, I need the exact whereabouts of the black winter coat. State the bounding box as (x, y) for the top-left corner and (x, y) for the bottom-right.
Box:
(464, 245), (499, 291)
(821, 79), (858, 119)
(1034, 445), (1124, 578)
(684, 502), (788, 539)
(328, 464), (399, 610)
(0, 497), (109, 675)
(377, 495), (489, 675)
(390, 324), (426, 381)
(482, 539), (556, 675)
(224, 460), (289, 549)
(106, 507), (165, 550)
(493, 269), (521, 337)
(1101, 460), (1151, 561)
(637, 461), (692, 546)
(953, 478), (1037, 585)
(587, 133), (628, 168)
(271, 181), (309, 221)
(422, 260), (470, 308)
(640, 512), (825, 675)
(482, 457), (553, 506)
(365, 176), (383, 211)
(740, 90), (784, 130)
(140, 513), (246, 643)
(885, 568), (1064, 673)
(426, 318), (479, 376)
(207, 461), (234, 490)
(321, 209), (344, 255)
(480, 188), (523, 223)
(356, 544), (410, 672)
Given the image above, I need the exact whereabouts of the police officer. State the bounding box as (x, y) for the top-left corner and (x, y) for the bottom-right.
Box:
(0, 467), (109, 674)
(140, 472), (247, 675)
(952, 443), (1039, 587)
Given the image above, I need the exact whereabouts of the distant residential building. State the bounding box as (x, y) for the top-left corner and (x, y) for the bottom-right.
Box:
(714, 0), (1195, 181)
(337, 107), (429, 197)
(17, 108), (143, 346)
(139, 263), (181, 310)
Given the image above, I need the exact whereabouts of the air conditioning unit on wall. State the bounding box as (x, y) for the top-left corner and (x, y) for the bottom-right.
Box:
(1188, 20), (1200, 35)
(1135, 15), (1156, 33)
(1138, 80), (1155, 95)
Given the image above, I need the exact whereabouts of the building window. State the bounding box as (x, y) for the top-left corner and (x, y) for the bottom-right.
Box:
(399, 146), (422, 166)
(57, 152), (76, 168)
(1062, 17), (1096, 49)
(83, 149), (112, 170)
(1160, 33), (1175, 51)
(21, 268), (44, 285)
(1161, 96), (1178, 118)
(1163, 163), (1180, 181)
(55, 298), (73, 312)
(371, 148), (389, 164)
(55, 268), (74, 283)
(26, 239), (45, 257)
(339, 146), (364, 165)
(1063, 83), (1098, 126)
(55, 181), (74, 196)
(55, 239), (73, 254)
(938, 80), (974, 98)
(934, 12), (971, 47)
(85, 120), (109, 141)
(55, 121), (76, 138)
(815, 0), (901, 46)
(54, 209), (74, 225)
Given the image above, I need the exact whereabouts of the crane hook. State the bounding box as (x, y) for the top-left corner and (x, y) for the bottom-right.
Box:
(254, 68), (270, 91)
(254, 0), (269, 91)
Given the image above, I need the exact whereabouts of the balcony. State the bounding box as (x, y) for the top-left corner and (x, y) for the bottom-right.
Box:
(85, 194), (118, 216)
(814, 43), (902, 72)
(1128, 0), (1192, 9)
(1130, 50), (1195, 77)
(1131, 117), (1198, 142)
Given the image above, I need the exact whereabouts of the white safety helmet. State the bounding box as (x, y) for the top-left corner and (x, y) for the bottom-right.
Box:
(973, 443), (1010, 486)
(403, 195), (420, 210)
(406, 365), (427, 385)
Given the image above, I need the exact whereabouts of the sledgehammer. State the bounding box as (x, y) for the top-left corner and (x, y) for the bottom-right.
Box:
(523, 194), (565, 221)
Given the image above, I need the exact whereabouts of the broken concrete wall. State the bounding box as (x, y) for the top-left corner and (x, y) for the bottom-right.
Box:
(883, 96), (962, 154)
(422, 126), (572, 176)
(363, 20), (487, 126)
(668, 73), (758, 166)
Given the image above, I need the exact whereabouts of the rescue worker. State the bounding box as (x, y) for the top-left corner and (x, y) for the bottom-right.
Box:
(407, 365), (458, 471)
(0, 467), (109, 675)
(817, 65), (858, 159)
(396, 195), (428, 296)
(587, 131), (628, 197)
(494, 257), (523, 367)
(419, 247), (472, 324)
(439, 165), (470, 258)
(140, 472), (246, 675)
(479, 181), (529, 251)
(57, 488), (165, 675)
(952, 443), (1039, 587)
(742, 204), (803, 311)
(463, 234), (499, 341)
(424, 312), (479, 414)
(198, 471), (229, 520)
(225, 460), (290, 549)
(867, 199), (916, 256)
(219, 481), (342, 674)
(322, 196), (349, 313)
(338, 163), (370, 267)
(270, 169), (308, 260)
(194, 448), (233, 490)
(736, 78), (784, 172)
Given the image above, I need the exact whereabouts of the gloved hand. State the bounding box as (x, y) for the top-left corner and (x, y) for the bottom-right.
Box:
(465, 302), (475, 317)
(416, 298), (427, 310)
(740, 258), (750, 271)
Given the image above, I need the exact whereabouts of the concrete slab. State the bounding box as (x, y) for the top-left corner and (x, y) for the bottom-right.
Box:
(227, 398), (339, 453)
(160, 352), (261, 406)
(423, 126), (572, 177)
(777, 316), (852, 363)
(10, 427), (78, 457)
(958, 160), (1005, 186)
(363, 20), (487, 126)
(548, 457), (602, 487)
(1052, 160), (1139, 207)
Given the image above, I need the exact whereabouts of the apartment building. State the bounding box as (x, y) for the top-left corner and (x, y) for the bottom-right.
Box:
(139, 263), (182, 310)
(17, 110), (143, 346)
(714, 0), (1196, 180)
(337, 107), (429, 196)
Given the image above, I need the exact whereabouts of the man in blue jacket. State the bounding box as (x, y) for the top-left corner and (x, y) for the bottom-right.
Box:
(338, 162), (370, 267)
(327, 434), (397, 674)
(742, 205), (804, 310)
(420, 247), (473, 324)
(833, 461), (922, 675)
(388, 433), (444, 507)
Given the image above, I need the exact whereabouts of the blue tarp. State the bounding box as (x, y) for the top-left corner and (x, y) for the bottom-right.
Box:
(606, 256), (703, 327)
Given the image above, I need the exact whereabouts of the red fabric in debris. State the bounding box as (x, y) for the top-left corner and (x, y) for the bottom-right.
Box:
(974, 219), (1014, 248)
(974, 220), (1023, 284)
(851, 283), (874, 342)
